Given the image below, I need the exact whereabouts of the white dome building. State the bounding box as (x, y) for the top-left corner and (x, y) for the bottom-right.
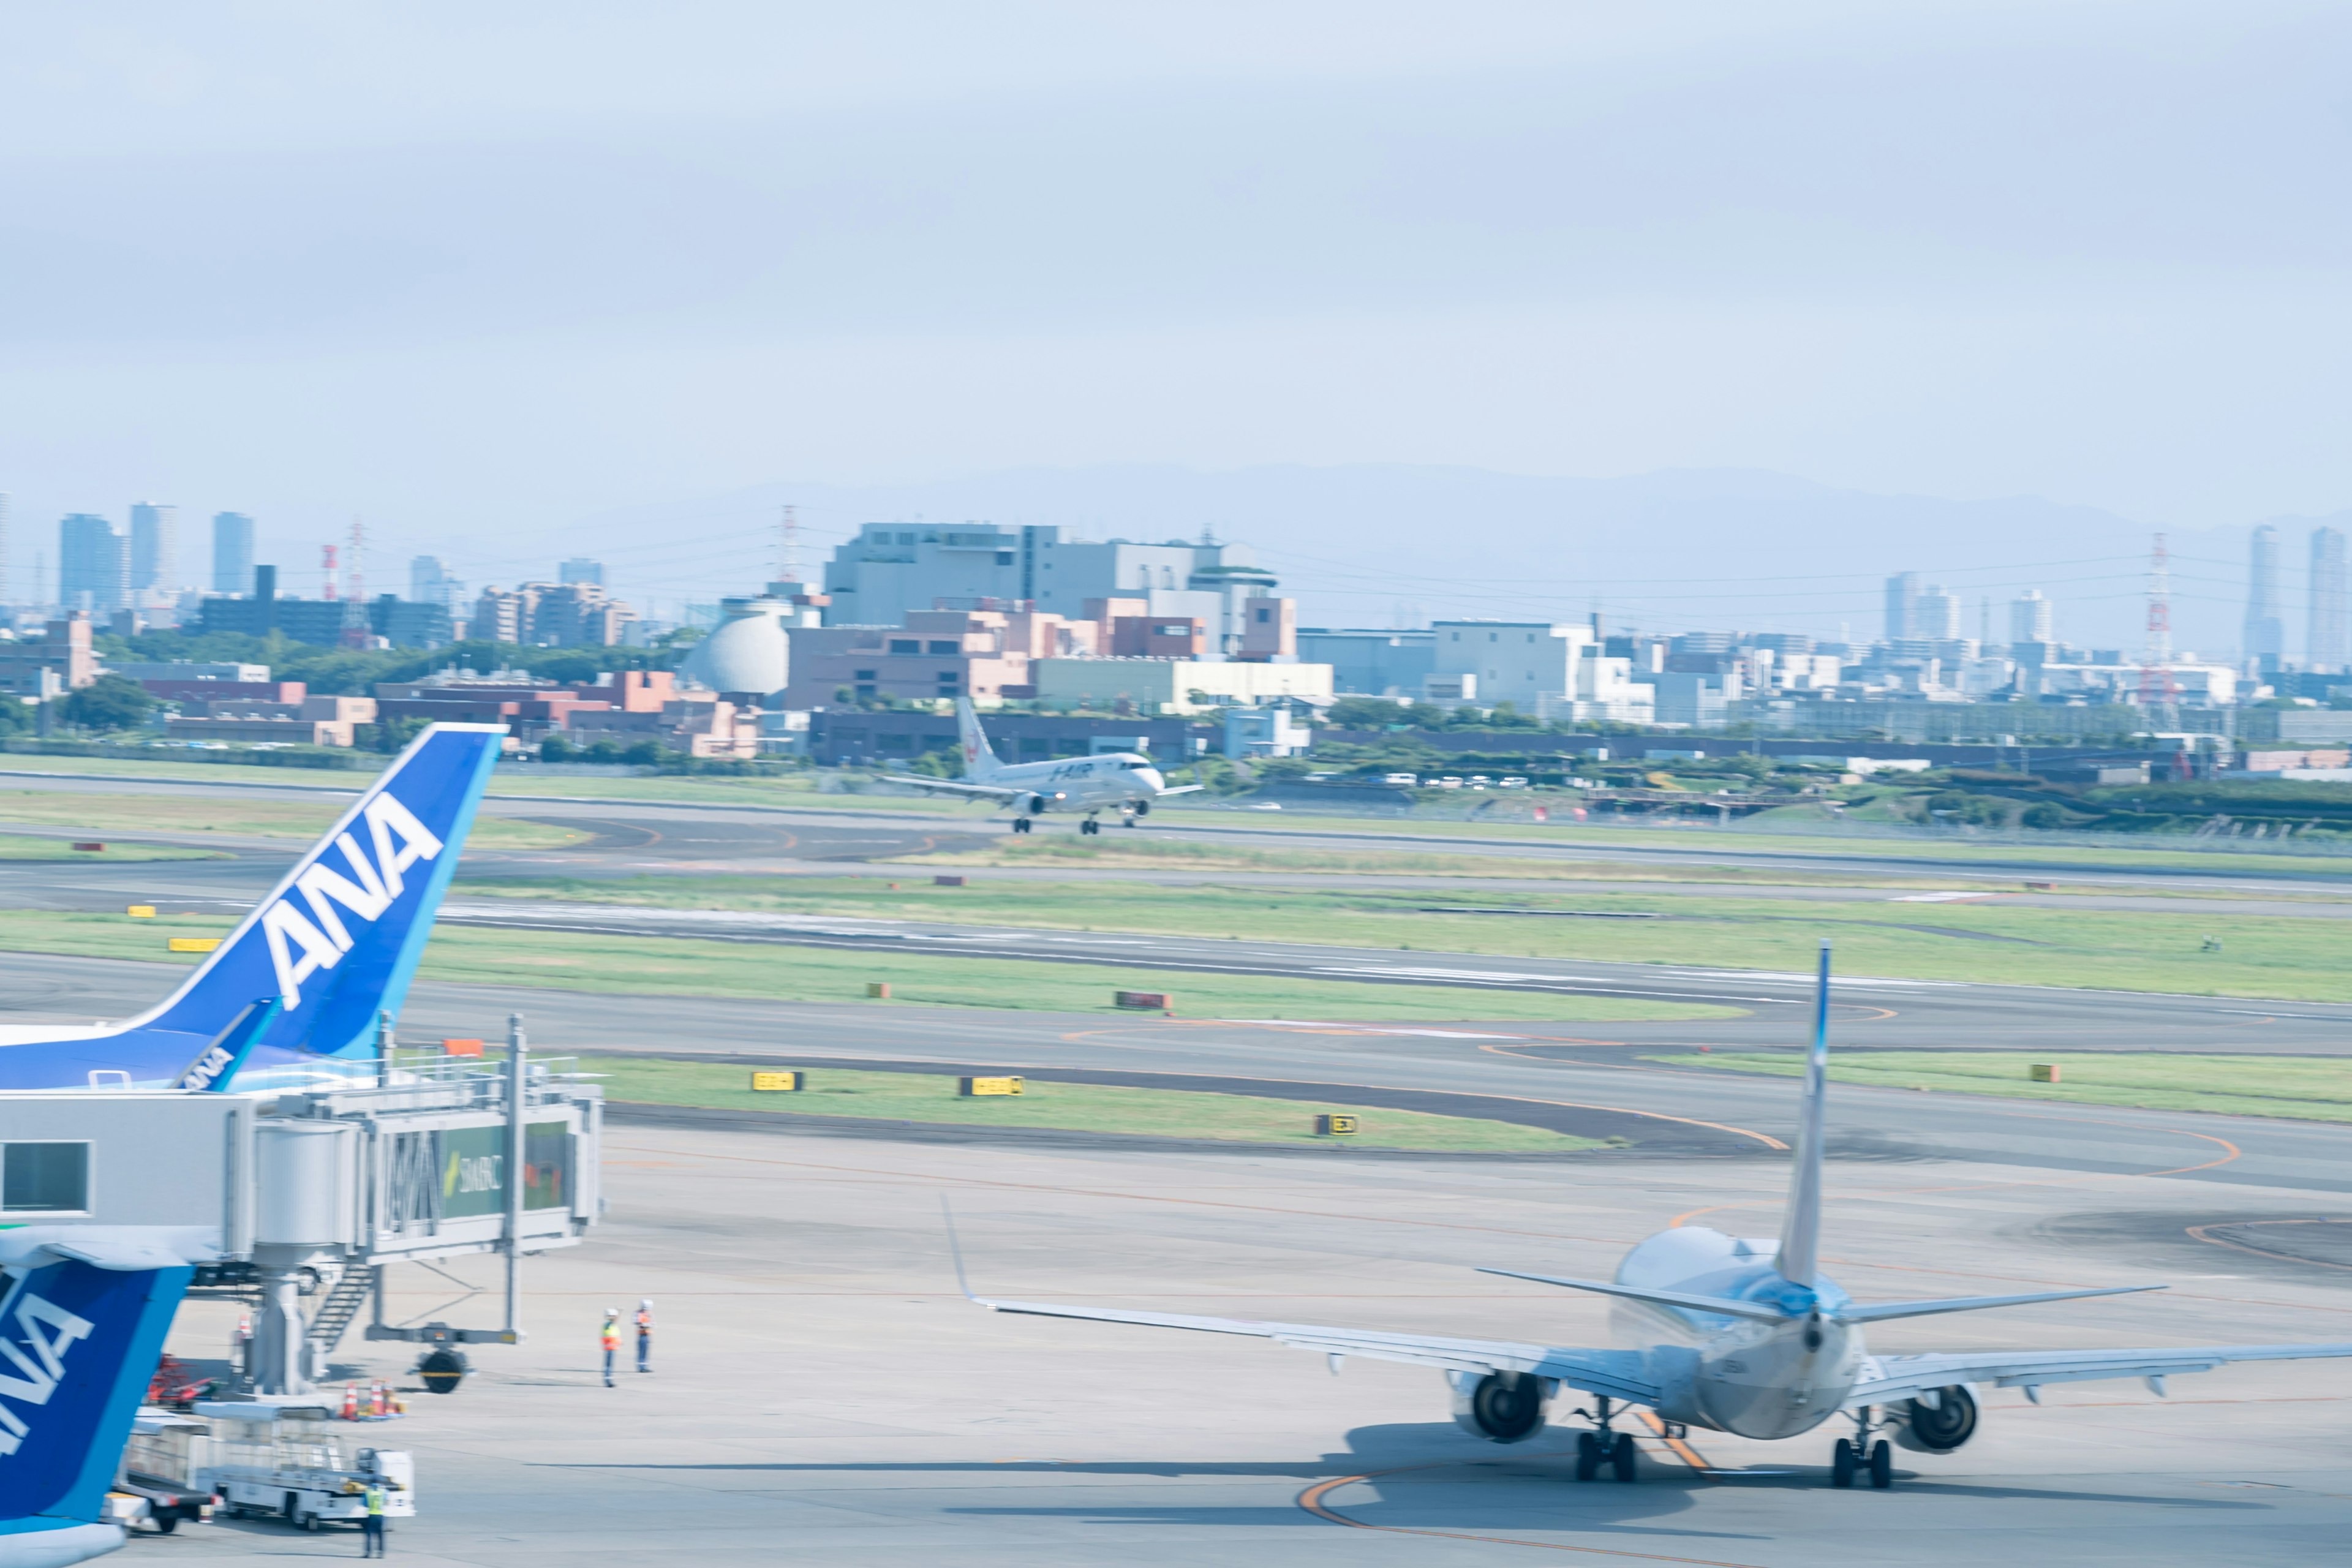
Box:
(678, 597), (791, 701)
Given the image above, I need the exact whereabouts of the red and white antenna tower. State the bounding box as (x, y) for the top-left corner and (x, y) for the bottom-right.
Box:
(2139, 532), (2180, 733)
(320, 543), (338, 601)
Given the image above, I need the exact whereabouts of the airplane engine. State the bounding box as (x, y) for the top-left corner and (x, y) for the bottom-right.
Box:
(1026, 794), (1049, 815)
(1450, 1371), (1551, 1444)
(1888, 1384), (1978, 1452)
(1133, 798), (1150, 816)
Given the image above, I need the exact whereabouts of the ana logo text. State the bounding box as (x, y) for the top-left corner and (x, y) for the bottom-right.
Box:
(0, 1292), (96, 1456)
(261, 792), (445, 1011)
(178, 1044), (237, 1091)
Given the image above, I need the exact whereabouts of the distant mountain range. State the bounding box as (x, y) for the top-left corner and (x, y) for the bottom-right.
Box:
(550, 464), (2336, 658)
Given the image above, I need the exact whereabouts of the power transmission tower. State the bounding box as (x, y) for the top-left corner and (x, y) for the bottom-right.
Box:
(341, 519), (372, 648)
(2138, 533), (2179, 737)
(777, 504), (799, 587)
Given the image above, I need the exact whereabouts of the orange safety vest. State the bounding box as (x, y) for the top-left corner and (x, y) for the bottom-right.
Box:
(601, 1323), (620, 1351)
(635, 1309), (652, 1335)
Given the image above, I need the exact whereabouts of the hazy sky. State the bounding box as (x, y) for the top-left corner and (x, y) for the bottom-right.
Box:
(1, 2), (2346, 606)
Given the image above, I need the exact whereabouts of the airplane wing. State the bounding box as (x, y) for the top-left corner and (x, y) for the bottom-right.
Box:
(978, 1296), (1660, 1405)
(879, 775), (1025, 800)
(1154, 784), (1205, 796)
(1847, 1340), (2352, 1404)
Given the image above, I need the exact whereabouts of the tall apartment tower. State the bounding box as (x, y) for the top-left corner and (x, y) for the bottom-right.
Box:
(2311, 526), (2350, 672)
(1912, 584), (1962, 640)
(1882, 571), (1920, 641)
(2009, 589), (2052, 644)
(2242, 524), (2285, 668)
(128, 502), (176, 593)
(212, 513), (255, 595)
(59, 513), (127, 612)
(559, 557), (605, 587)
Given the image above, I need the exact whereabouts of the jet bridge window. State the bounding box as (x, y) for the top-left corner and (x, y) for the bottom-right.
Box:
(2, 1142), (89, 1212)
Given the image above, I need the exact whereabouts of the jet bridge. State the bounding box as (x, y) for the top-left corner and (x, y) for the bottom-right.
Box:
(0, 1017), (602, 1395)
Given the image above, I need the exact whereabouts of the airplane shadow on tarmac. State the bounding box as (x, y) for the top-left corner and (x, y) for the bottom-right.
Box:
(558, 1419), (2267, 1538)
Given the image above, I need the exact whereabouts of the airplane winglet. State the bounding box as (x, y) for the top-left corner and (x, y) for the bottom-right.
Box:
(940, 1194), (979, 1303)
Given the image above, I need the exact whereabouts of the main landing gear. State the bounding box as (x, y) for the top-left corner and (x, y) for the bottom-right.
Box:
(1011, 817), (1035, 834)
(1079, 817), (1102, 835)
(1830, 1408), (1894, 1489)
(1570, 1396), (1640, 1483)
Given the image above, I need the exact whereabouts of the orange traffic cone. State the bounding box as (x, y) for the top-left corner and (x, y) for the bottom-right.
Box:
(341, 1384), (358, 1420)
(370, 1381), (387, 1417)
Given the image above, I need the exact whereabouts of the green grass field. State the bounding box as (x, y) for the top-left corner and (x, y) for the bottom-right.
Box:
(1655, 1049), (2352, 1125)
(0, 835), (219, 861)
(0, 910), (1732, 1021)
(571, 1055), (1605, 1152)
(454, 872), (2352, 1003)
(0, 790), (584, 848)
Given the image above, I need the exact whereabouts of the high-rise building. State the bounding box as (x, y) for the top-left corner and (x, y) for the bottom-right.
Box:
(1882, 572), (1920, 641)
(128, 502), (176, 592)
(2010, 589), (2052, 644)
(212, 513), (255, 595)
(559, 557), (605, 587)
(1913, 584), (1962, 641)
(2310, 526), (2349, 671)
(59, 514), (127, 613)
(410, 555), (463, 608)
(2245, 525), (2285, 667)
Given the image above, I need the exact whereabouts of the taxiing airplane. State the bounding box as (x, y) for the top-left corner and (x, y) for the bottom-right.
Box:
(883, 698), (1199, 834)
(0, 1226), (202, 1566)
(967, 944), (2352, 1487)
(0, 722), (504, 1093)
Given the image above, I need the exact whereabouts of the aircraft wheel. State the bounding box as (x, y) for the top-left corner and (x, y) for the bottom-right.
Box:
(1012, 818), (1031, 834)
(1830, 1438), (1856, 1488)
(1610, 1432), (1638, 1483)
(1868, 1440), (1893, 1490)
(1573, 1430), (1599, 1482)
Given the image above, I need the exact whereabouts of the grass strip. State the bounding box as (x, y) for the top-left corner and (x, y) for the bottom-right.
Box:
(0, 790), (584, 848)
(0, 912), (1734, 1022)
(570, 1055), (1604, 1152)
(1653, 1050), (2352, 1125)
(0, 835), (219, 861)
(455, 873), (2352, 1003)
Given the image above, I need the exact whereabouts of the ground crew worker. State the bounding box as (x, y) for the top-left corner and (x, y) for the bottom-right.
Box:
(601, 1310), (620, 1387)
(361, 1480), (388, 1557)
(635, 1299), (654, 1373)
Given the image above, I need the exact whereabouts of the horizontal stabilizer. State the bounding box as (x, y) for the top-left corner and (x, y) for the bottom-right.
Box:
(1834, 1284), (2163, 1324)
(1476, 1267), (1792, 1323)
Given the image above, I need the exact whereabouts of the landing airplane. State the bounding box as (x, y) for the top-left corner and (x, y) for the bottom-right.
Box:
(966, 944), (2352, 1487)
(0, 1226), (202, 1565)
(883, 698), (1199, 834)
(0, 722), (504, 1093)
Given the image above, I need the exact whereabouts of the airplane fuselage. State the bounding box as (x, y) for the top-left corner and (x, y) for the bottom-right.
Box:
(979, 753), (1169, 815)
(1611, 1226), (1867, 1440)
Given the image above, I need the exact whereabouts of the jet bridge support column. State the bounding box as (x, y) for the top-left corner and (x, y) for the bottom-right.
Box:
(252, 1267), (309, 1396)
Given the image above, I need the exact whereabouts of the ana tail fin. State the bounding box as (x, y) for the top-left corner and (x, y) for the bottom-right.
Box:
(955, 698), (1001, 780)
(130, 722), (505, 1060)
(0, 1232), (196, 1543)
(1776, 941), (1831, 1287)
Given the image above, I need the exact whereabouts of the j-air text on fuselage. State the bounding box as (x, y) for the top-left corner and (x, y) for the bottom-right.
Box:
(962, 943), (2352, 1489)
(881, 698), (1200, 835)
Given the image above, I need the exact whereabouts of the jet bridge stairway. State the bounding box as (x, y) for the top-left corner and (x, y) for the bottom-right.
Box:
(306, 1267), (375, 1359)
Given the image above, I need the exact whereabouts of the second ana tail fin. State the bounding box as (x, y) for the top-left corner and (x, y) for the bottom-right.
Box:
(955, 698), (1003, 780)
(1776, 941), (1832, 1287)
